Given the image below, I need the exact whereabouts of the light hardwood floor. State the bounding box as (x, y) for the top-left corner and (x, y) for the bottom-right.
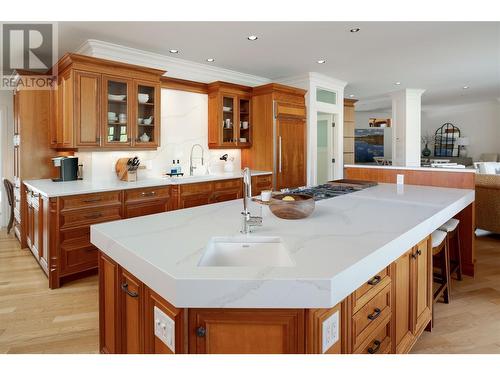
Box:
(412, 230), (500, 353)
(0, 230), (98, 353)
(1, 228), (499, 354)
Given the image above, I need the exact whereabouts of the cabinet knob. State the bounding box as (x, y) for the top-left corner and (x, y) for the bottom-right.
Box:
(196, 326), (206, 337)
(411, 249), (422, 259)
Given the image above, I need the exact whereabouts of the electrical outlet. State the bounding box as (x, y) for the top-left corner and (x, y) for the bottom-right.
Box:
(154, 306), (175, 352)
(397, 174), (405, 185)
(322, 310), (339, 353)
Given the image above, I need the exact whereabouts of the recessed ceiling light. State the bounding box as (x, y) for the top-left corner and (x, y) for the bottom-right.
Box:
(206, 58), (215, 62)
(247, 35), (258, 41)
(350, 28), (361, 33)
(394, 81), (401, 85)
(317, 59), (326, 64)
(349, 94), (355, 98)
(169, 49), (179, 54)
(462, 85), (469, 89)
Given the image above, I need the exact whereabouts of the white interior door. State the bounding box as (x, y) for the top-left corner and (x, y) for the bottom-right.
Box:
(316, 112), (335, 184)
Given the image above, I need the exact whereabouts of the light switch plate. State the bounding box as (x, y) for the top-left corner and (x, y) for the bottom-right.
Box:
(154, 306), (175, 352)
(397, 174), (405, 185)
(322, 311), (339, 353)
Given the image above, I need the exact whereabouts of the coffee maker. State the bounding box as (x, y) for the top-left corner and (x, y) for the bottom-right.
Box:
(52, 156), (81, 182)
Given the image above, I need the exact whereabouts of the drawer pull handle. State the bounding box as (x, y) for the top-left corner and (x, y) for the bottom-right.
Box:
(411, 249), (422, 259)
(196, 326), (206, 338)
(367, 340), (381, 354)
(121, 282), (139, 298)
(367, 275), (381, 286)
(141, 191), (156, 197)
(367, 308), (382, 321)
(82, 198), (102, 203)
(84, 213), (103, 220)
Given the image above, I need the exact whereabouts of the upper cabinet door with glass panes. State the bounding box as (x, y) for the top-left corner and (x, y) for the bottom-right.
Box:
(102, 76), (132, 147)
(221, 94), (237, 146)
(135, 81), (160, 148)
(237, 96), (251, 147)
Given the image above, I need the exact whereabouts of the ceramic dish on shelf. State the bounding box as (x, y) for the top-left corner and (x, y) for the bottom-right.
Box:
(223, 106), (232, 112)
(137, 118), (143, 124)
(138, 94), (150, 103)
(143, 116), (153, 125)
(108, 94), (126, 101)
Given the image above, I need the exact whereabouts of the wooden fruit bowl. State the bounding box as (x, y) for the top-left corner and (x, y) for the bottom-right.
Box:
(269, 193), (315, 220)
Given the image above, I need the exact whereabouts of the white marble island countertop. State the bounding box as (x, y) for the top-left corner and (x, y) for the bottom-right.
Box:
(90, 183), (474, 309)
(23, 170), (271, 198)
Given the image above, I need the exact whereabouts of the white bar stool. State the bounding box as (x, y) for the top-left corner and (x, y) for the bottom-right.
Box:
(439, 218), (462, 281)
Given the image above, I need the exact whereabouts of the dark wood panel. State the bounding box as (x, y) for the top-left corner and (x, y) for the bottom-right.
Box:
(188, 309), (305, 354)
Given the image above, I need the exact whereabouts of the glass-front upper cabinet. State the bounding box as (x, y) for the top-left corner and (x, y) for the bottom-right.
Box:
(208, 82), (252, 149)
(222, 95), (236, 145)
(103, 76), (132, 147)
(135, 81), (160, 147)
(238, 97), (251, 146)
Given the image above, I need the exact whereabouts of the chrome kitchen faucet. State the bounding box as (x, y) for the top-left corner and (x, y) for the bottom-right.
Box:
(241, 167), (262, 234)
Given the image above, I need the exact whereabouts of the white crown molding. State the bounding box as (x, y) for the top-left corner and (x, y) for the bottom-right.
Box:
(75, 39), (271, 87)
(277, 72), (348, 90)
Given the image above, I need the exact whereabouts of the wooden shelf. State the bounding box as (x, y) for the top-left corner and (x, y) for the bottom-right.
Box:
(138, 124), (155, 127)
(138, 102), (155, 106)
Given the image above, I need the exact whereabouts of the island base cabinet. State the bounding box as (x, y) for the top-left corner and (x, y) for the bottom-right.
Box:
(188, 309), (305, 354)
(392, 236), (432, 354)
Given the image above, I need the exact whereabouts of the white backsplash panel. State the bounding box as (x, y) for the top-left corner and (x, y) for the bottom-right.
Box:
(76, 89), (241, 181)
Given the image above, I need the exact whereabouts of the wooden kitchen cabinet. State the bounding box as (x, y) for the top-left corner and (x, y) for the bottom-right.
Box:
(102, 75), (132, 147)
(120, 269), (145, 354)
(251, 174), (273, 197)
(51, 53), (165, 150)
(176, 182), (214, 209)
(392, 236), (432, 353)
(208, 82), (253, 149)
(276, 116), (307, 190)
(74, 70), (102, 147)
(210, 179), (242, 203)
(99, 252), (121, 354)
(242, 83), (307, 190)
(188, 309), (305, 354)
(124, 186), (172, 218)
(134, 80), (161, 148)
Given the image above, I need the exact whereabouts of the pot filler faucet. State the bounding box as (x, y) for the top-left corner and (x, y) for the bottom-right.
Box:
(189, 144), (204, 176)
(241, 167), (262, 234)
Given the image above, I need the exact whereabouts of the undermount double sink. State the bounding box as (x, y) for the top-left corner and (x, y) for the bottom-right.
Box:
(198, 236), (295, 267)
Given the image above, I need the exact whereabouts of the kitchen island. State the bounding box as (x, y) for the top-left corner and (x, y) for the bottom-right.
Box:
(91, 183), (474, 354)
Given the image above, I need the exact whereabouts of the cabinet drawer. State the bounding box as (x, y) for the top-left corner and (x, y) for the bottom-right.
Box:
(60, 240), (98, 275)
(60, 226), (91, 244)
(354, 320), (391, 354)
(125, 186), (170, 203)
(180, 181), (213, 195)
(352, 284), (391, 350)
(252, 174), (272, 188)
(213, 179), (241, 191)
(352, 267), (390, 313)
(60, 206), (122, 229)
(125, 201), (168, 218)
(60, 191), (122, 211)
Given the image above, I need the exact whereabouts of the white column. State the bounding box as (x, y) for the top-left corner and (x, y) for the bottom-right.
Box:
(391, 89), (426, 167)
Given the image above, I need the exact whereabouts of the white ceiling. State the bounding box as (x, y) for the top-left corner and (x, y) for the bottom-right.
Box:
(58, 21), (500, 111)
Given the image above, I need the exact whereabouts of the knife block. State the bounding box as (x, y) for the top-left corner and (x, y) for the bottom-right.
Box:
(115, 158), (137, 182)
